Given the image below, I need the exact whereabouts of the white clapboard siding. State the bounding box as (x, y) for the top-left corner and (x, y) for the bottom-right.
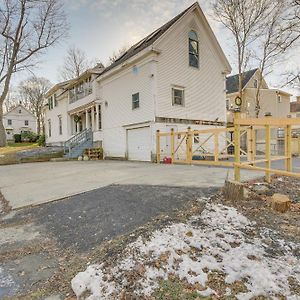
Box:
(154, 9), (227, 123)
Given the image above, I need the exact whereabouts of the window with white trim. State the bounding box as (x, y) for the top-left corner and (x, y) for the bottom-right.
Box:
(48, 119), (51, 137)
(58, 116), (62, 135)
(172, 87), (184, 106)
(277, 95), (282, 103)
(132, 93), (140, 109)
(253, 79), (258, 88)
(188, 30), (199, 68)
(24, 120), (29, 126)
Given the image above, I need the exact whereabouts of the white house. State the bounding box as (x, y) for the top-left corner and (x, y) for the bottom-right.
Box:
(3, 104), (37, 141)
(44, 2), (231, 161)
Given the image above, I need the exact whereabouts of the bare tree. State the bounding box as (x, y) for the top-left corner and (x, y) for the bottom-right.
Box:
(3, 85), (18, 112)
(213, 0), (269, 101)
(253, 0), (300, 116)
(108, 46), (129, 65)
(0, 0), (68, 146)
(59, 46), (89, 80)
(19, 76), (52, 134)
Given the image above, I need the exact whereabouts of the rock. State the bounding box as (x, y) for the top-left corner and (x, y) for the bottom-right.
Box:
(78, 156), (83, 161)
(83, 155), (89, 161)
(271, 193), (291, 213)
(252, 184), (269, 195)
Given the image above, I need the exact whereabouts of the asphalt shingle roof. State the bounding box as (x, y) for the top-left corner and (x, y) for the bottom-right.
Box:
(226, 68), (258, 94)
(100, 2), (196, 76)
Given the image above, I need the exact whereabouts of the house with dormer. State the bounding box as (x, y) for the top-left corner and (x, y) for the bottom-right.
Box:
(44, 2), (231, 161)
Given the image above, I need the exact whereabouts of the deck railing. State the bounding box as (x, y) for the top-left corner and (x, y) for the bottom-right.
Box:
(64, 128), (93, 155)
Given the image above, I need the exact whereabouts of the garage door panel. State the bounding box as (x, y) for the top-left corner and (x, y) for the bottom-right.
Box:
(127, 127), (151, 161)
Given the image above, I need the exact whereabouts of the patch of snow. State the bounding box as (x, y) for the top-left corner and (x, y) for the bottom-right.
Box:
(71, 202), (300, 299)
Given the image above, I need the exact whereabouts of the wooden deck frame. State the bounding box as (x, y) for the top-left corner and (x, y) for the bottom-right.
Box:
(156, 114), (300, 182)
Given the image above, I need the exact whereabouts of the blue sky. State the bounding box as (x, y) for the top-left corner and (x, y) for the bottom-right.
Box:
(11, 0), (299, 95)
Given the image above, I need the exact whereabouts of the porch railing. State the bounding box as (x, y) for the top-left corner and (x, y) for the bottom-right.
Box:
(64, 128), (93, 155)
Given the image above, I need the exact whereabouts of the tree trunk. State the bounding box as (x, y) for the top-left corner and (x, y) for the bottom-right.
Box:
(0, 105), (7, 147)
(37, 116), (41, 135)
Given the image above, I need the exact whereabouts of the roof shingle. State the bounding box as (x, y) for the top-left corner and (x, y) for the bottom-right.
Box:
(226, 68), (258, 94)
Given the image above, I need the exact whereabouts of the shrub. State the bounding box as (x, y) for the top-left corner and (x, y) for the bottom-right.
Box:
(21, 131), (38, 143)
(37, 134), (46, 146)
(13, 134), (22, 143)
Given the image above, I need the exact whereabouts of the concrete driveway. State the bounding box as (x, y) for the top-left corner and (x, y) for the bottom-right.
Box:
(0, 160), (265, 209)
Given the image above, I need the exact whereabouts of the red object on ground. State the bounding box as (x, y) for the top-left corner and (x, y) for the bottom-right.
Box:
(163, 157), (172, 164)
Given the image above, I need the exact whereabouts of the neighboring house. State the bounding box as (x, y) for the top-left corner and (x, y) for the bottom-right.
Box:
(290, 96), (300, 135)
(3, 104), (37, 141)
(44, 2), (231, 161)
(226, 68), (291, 122)
(226, 69), (292, 153)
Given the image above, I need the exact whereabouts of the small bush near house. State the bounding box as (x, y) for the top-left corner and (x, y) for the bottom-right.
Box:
(37, 134), (46, 146)
(21, 131), (39, 143)
(13, 134), (22, 143)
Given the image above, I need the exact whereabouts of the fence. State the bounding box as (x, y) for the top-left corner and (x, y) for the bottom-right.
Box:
(156, 112), (300, 183)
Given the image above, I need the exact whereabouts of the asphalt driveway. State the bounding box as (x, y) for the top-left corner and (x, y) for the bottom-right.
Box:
(0, 160), (264, 209)
(0, 184), (213, 298)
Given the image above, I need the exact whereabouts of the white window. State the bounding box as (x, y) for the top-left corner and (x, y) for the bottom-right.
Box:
(132, 93), (140, 109)
(254, 79), (258, 88)
(24, 120), (29, 126)
(98, 105), (102, 130)
(48, 119), (51, 137)
(172, 87), (184, 106)
(7, 119), (12, 125)
(188, 30), (199, 68)
(58, 116), (62, 135)
(226, 99), (230, 110)
(277, 95), (282, 103)
(19, 109), (22, 114)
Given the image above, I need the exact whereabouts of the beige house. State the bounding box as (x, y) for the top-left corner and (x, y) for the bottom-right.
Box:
(290, 96), (300, 135)
(226, 69), (292, 153)
(226, 69), (291, 122)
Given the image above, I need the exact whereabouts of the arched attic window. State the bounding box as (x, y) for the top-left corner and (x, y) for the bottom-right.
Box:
(188, 30), (199, 68)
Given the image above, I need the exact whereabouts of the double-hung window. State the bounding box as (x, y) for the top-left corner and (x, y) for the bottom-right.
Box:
(172, 87), (184, 106)
(132, 93), (140, 109)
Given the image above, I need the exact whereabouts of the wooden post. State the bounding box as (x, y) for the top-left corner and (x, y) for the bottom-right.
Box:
(214, 132), (219, 162)
(251, 127), (256, 163)
(234, 110), (241, 182)
(246, 128), (251, 162)
(286, 125), (292, 172)
(186, 127), (193, 164)
(170, 128), (175, 162)
(265, 124), (271, 183)
(156, 130), (160, 164)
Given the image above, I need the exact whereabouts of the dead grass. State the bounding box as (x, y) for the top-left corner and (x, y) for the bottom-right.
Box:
(0, 143), (39, 155)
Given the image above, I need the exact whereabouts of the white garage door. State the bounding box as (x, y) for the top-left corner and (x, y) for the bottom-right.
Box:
(127, 127), (151, 161)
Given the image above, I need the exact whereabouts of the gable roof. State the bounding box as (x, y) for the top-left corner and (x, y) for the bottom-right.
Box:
(101, 2), (231, 77)
(45, 79), (73, 98)
(226, 68), (258, 94)
(4, 104), (35, 118)
(47, 1), (231, 95)
(101, 3), (195, 76)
